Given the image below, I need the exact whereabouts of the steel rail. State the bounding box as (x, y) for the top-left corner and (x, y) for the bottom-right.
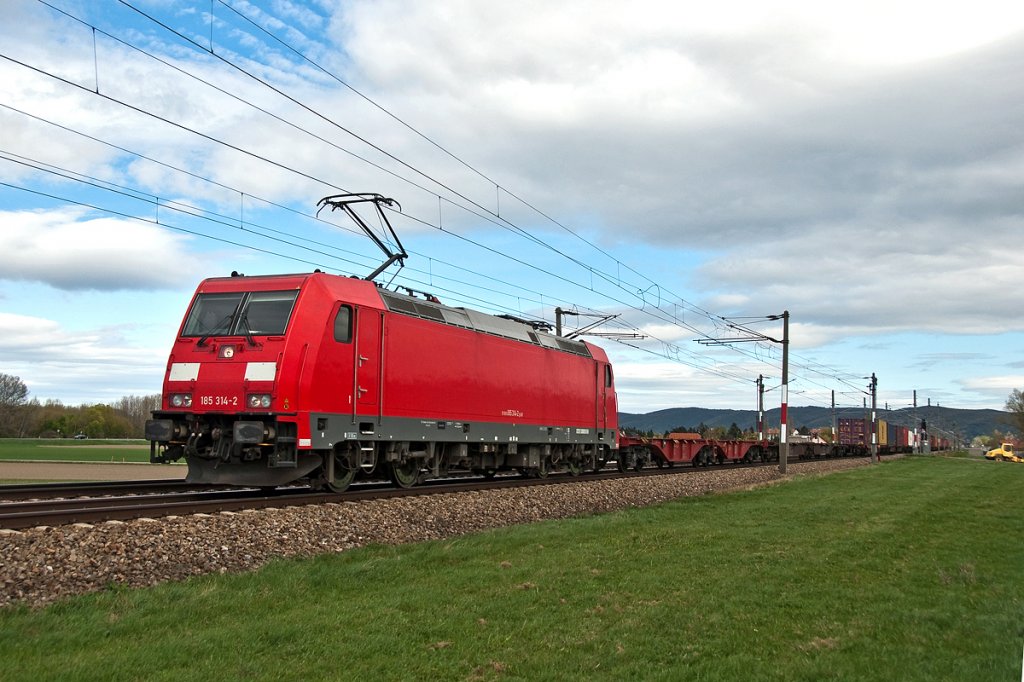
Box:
(0, 456), (879, 530)
(0, 479), (200, 501)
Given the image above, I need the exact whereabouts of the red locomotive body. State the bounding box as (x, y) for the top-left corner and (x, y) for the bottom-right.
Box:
(145, 272), (618, 489)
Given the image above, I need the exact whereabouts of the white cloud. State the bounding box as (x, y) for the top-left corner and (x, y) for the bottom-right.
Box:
(0, 312), (64, 350)
(960, 375), (1024, 393)
(337, 2), (1022, 234)
(0, 311), (169, 402)
(613, 360), (733, 410)
(690, 220), (1024, 337)
(0, 207), (205, 290)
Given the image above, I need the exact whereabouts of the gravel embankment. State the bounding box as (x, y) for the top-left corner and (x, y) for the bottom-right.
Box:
(1, 458), (874, 608)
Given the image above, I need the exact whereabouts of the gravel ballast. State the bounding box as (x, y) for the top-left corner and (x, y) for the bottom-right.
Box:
(1, 458), (876, 608)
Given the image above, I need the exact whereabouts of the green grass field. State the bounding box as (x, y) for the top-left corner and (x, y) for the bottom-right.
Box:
(1, 456), (1021, 681)
(0, 439), (150, 463)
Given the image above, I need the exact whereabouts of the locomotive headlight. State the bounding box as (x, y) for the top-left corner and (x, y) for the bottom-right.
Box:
(247, 393), (272, 409)
(169, 393), (193, 408)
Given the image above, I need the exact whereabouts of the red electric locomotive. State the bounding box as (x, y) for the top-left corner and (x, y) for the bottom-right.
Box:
(145, 271), (619, 490)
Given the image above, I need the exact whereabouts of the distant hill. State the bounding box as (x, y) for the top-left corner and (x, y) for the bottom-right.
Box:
(618, 405), (1012, 441)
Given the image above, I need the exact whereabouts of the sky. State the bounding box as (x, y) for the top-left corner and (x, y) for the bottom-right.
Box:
(0, 0), (1022, 422)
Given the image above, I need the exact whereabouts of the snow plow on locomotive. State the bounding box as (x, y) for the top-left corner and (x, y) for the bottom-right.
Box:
(145, 270), (619, 491)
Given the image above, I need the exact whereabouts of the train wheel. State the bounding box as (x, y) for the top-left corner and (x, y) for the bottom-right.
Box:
(567, 459), (581, 476)
(535, 457), (549, 479)
(390, 459), (420, 488)
(327, 466), (356, 493)
(617, 450), (635, 473)
(326, 448), (357, 493)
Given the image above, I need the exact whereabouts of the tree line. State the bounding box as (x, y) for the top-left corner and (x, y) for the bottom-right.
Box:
(623, 422), (757, 440)
(621, 422), (830, 441)
(0, 373), (159, 439)
(3, 371), (1023, 444)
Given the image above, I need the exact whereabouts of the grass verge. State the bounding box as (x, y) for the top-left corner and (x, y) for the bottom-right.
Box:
(1, 457), (1021, 681)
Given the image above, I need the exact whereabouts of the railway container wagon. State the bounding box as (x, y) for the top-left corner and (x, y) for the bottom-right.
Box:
(886, 424), (912, 454)
(837, 417), (869, 455)
(145, 272), (619, 490)
(839, 417), (918, 455)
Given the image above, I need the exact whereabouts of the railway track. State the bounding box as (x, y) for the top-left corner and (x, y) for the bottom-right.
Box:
(0, 487), (279, 529)
(0, 456), (878, 531)
(0, 465), (714, 530)
(0, 479), (202, 501)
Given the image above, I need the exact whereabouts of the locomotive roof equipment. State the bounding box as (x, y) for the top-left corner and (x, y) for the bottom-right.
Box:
(316, 193), (407, 282)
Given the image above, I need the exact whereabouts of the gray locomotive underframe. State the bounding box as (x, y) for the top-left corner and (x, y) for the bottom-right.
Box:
(308, 412), (616, 476)
(309, 412), (614, 452)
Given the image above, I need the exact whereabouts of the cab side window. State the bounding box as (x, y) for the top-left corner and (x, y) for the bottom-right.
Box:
(334, 305), (353, 343)
(605, 364), (613, 388)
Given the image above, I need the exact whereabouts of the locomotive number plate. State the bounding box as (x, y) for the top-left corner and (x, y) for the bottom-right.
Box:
(199, 395), (239, 407)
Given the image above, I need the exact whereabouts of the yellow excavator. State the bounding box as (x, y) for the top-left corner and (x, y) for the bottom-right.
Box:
(985, 443), (1022, 463)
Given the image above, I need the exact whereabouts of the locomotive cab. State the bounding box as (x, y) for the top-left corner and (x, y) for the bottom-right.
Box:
(145, 274), (320, 486)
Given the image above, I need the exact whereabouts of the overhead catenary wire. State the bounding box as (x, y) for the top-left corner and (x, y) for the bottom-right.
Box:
(0, 160), (758, 388)
(0, 67), (840, 404)
(2, 89), (761, 382)
(214, 0), (727, 325)
(0, 156), (563, 322)
(2, 120), (798, 401)
(14, 2), (752, 342)
(5, 146), (761, 386)
(110, 0), (743, 329)
(3, 0), (874, 405)
(0, 67), (559, 319)
(240, 0), (740, 331)
(0, 103), (573, 313)
(9, 3), (665, 320)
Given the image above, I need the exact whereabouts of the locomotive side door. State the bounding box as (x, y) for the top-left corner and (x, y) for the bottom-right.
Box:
(603, 363), (616, 431)
(597, 362), (614, 432)
(353, 306), (383, 419)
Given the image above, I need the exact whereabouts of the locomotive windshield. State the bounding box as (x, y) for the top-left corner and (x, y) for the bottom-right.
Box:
(182, 290), (299, 337)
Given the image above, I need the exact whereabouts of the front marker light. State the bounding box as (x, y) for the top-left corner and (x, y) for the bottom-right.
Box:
(170, 393), (193, 408)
